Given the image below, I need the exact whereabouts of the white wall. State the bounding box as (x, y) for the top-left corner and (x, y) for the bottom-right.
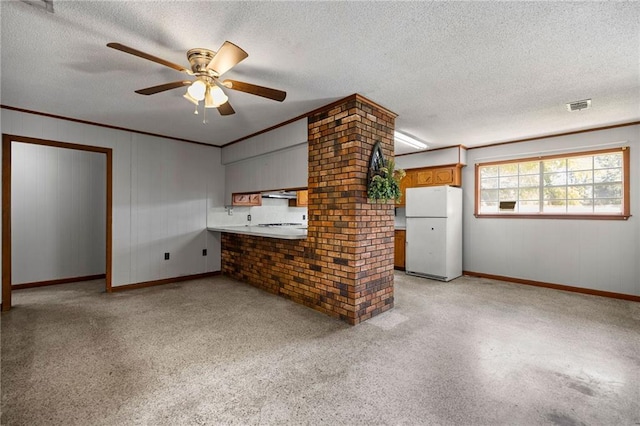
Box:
(395, 145), (466, 170)
(1, 109), (225, 300)
(223, 119), (308, 204)
(12, 142), (106, 284)
(208, 197), (307, 227)
(463, 125), (640, 296)
(221, 118), (307, 165)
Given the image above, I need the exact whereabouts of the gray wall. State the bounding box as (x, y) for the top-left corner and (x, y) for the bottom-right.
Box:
(222, 118), (308, 204)
(394, 124), (639, 296)
(12, 142), (106, 284)
(1, 109), (225, 303)
(3, 108), (637, 301)
(395, 145), (466, 170)
(462, 125), (640, 296)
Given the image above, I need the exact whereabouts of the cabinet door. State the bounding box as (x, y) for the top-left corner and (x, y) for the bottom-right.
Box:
(414, 169), (433, 186)
(249, 194), (262, 205)
(433, 168), (455, 185)
(396, 173), (413, 207)
(288, 189), (309, 207)
(297, 190), (309, 206)
(394, 230), (406, 269)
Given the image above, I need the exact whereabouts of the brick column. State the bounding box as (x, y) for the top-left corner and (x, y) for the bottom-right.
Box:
(306, 94), (396, 324)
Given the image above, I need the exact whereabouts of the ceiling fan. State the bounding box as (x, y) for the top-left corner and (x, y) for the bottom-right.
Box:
(107, 41), (286, 118)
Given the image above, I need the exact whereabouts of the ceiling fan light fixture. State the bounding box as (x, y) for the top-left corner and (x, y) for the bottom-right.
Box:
(208, 85), (229, 108)
(187, 80), (207, 101)
(183, 90), (199, 106)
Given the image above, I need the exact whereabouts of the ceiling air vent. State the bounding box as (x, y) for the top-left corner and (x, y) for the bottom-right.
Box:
(566, 99), (591, 112)
(20, 0), (54, 13)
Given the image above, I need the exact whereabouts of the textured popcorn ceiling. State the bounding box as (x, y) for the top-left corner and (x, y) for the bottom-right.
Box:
(1, 1), (638, 153)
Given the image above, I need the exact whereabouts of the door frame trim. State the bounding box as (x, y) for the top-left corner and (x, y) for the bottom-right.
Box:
(2, 134), (113, 311)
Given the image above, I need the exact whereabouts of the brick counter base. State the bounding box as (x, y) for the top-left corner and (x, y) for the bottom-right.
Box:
(221, 233), (394, 324)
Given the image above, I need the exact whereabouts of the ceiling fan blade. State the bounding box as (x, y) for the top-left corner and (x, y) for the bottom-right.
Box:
(222, 79), (286, 102)
(107, 42), (189, 73)
(135, 81), (192, 95)
(217, 101), (235, 116)
(206, 41), (248, 76)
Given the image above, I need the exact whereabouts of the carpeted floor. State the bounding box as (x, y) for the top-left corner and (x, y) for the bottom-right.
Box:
(1, 272), (639, 425)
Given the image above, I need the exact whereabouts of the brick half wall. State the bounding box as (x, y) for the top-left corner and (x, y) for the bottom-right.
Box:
(222, 234), (360, 321)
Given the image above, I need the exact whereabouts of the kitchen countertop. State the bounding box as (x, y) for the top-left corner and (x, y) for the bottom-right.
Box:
(207, 225), (307, 240)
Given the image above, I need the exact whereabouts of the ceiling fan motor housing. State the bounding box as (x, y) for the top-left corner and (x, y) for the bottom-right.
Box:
(187, 48), (218, 76)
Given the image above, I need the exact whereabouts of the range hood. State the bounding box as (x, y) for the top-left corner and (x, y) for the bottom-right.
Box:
(261, 190), (297, 199)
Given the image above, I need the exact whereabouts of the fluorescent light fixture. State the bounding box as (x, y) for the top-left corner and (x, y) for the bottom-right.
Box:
(394, 131), (427, 149)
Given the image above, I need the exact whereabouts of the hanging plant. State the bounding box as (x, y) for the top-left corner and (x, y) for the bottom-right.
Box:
(368, 159), (406, 203)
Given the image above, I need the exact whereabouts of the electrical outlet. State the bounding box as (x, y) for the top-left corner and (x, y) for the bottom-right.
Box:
(202, 249), (207, 256)
(247, 214), (251, 222)
(164, 252), (170, 260)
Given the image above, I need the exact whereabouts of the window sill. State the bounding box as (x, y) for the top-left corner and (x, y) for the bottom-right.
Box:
(474, 213), (630, 220)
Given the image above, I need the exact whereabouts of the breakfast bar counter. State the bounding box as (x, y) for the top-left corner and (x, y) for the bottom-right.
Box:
(207, 225), (307, 240)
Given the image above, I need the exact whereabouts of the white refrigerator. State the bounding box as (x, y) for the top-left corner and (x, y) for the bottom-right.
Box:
(405, 185), (462, 281)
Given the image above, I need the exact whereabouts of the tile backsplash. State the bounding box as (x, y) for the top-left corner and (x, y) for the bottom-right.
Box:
(208, 198), (307, 227)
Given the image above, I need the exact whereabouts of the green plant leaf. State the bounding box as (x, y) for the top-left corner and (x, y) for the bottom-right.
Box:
(368, 159), (405, 202)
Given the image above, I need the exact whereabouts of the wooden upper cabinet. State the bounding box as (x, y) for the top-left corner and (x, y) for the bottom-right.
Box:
(288, 189), (309, 207)
(296, 190), (309, 206)
(413, 165), (462, 188)
(232, 193), (262, 206)
(397, 165), (463, 206)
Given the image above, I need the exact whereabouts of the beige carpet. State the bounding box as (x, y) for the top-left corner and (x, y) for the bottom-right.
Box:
(2, 273), (639, 425)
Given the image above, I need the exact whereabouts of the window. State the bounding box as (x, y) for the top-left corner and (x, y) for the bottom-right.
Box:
(475, 147), (630, 219)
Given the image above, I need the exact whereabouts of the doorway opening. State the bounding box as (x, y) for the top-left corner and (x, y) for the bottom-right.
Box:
(2, 134), (113, 311)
